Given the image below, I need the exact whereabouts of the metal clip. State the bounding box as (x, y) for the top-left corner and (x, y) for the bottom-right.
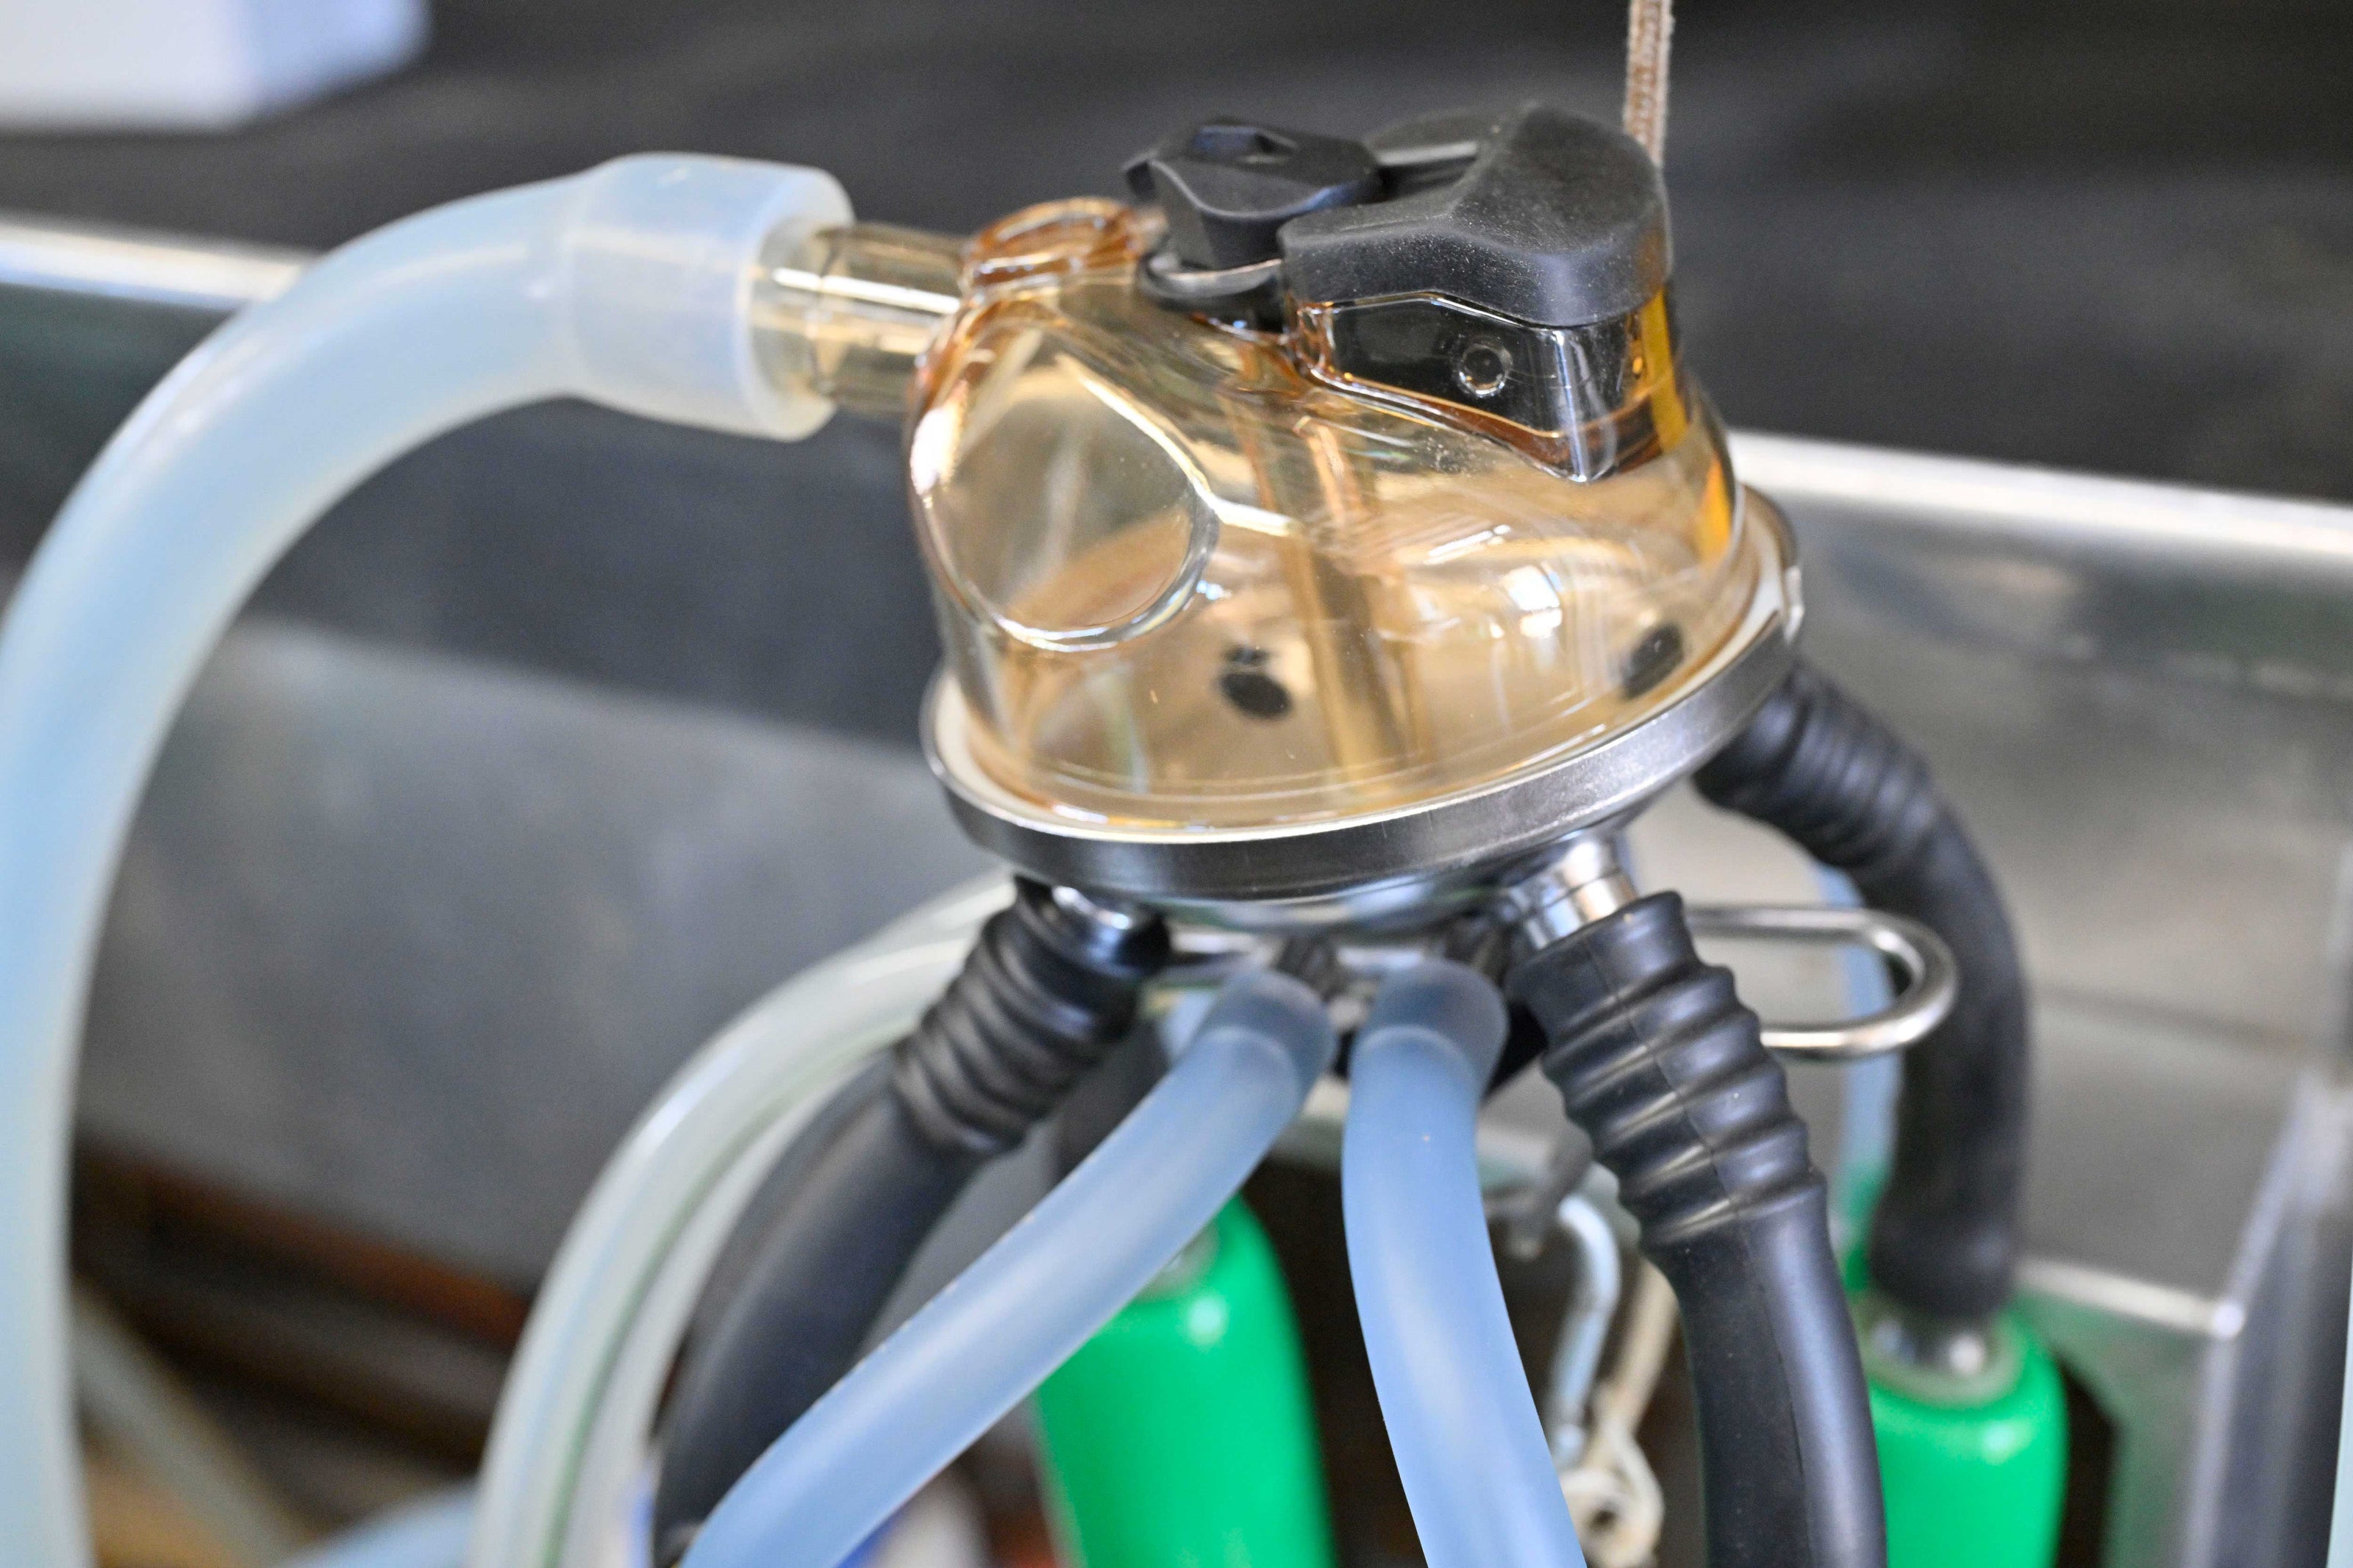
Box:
(1682, 904), (1957, 1060)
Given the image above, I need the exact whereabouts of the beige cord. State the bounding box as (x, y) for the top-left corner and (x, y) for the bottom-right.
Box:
(1561, 1261), (1677, 1568)
(1563, 1422), (1663, 1568)
(1622, 0), (1674, 165)
(1596, 1259), (1679, 1429)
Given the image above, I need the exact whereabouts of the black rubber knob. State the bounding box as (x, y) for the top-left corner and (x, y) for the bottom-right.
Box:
(1283, 103), (1668, 327)
(1122, 119), (1381, 271)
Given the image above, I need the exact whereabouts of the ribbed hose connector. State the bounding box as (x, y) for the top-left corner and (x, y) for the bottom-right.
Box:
(1508, 892), (1885, 1568)
(892, 880), (1171, 1156)
(1695, 662), (2027, 1325)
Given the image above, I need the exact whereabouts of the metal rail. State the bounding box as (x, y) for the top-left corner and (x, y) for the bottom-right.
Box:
(0, 212), (303, 314)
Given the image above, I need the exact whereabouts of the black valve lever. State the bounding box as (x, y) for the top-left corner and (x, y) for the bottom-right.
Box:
(1125, 103), (1679, 472)
(1122, 119), (1380, 272)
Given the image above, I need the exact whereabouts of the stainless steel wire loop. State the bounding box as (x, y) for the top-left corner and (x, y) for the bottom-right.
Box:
(1683, 903), (1957, 1059)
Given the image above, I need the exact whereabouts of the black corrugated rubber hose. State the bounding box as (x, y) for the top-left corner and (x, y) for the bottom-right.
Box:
(1508, 892), (1885, 1568)
(651, 880), (1168, 1564)
(1695, 662), (2028, 1325)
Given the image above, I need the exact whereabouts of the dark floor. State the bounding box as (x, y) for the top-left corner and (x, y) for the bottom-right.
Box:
(3, 0), (2350, 748)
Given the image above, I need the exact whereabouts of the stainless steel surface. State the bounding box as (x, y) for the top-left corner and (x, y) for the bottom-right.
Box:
(1049, 883), (1154, 931)
(1505, 832), (1641, 948)
(924, 505), (1796, 915)
(1740, 432), (2353, 590)
(1682, 903), (1955, 1059)
(0, 212), (301, 315)
(1854, 1287), (2013, 1392)
(1738, 431), (2353, 1050)
(1999, 1010), (2353, 1568)
(1542, 1195), (1624, 1467)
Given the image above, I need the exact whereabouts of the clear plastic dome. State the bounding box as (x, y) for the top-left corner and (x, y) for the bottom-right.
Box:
(904, 199), (1763, 834)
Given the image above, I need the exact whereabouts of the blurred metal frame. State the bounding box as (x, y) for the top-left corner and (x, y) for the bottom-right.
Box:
(0, 212), (302, 314)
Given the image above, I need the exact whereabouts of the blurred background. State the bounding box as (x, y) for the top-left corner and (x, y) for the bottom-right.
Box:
(1, 1), (2349, 1564)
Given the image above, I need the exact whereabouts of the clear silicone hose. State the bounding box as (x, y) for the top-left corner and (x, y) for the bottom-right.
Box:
(285, 1487), (475, 1568)
(681, 970), (1336, 1568)
(471, 881), (1003, 1568)
(1343, 961), (1590, 1568)
(0, 152), (852, 1564)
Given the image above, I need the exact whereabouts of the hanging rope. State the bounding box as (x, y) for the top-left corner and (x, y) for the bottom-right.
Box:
(1622, 0), (1673, 165)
